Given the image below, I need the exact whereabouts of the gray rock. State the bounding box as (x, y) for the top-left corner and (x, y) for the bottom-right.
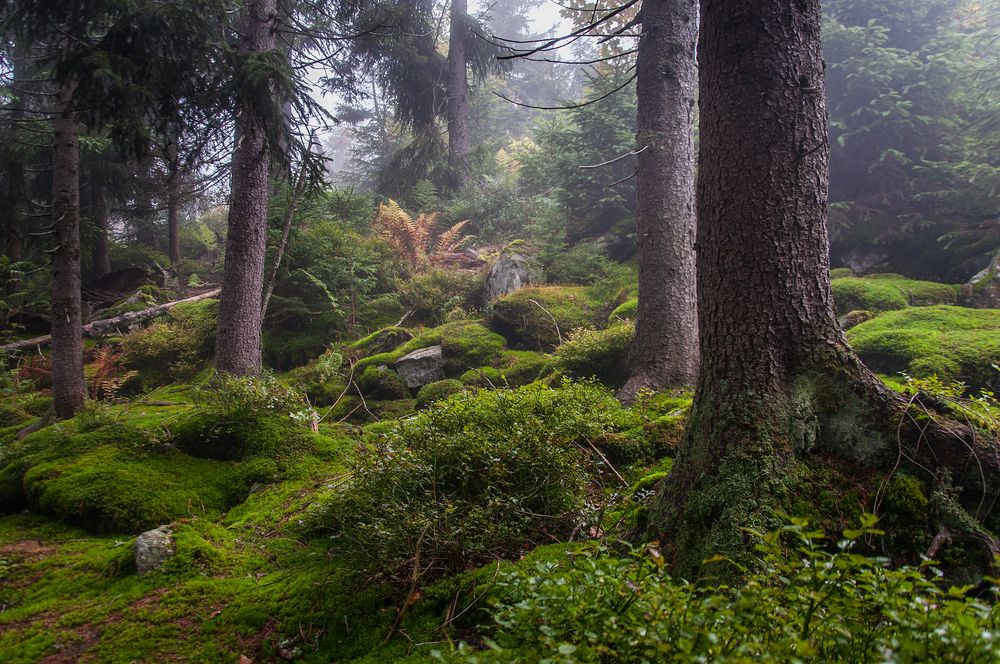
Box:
(483, 252), (530, 303)
(134, 525), (174, 575)
(393, 345), (445, 388)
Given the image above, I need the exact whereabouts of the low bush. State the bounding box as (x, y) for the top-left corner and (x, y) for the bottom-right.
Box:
(469, 516), (999, 663)
(398, 268), (484, 325)
(309, 381), (636, 581)
(121, 299), (218, 386)
(552, 321), (634, 385)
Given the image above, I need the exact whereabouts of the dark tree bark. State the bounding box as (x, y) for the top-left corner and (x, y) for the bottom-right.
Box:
(647, 0), (999, 575)
(51, 78), (86, 418)
(446, 0), (470, 188)
(91, 170), (110, 278)
(214, 0), (276, 375)
(618, 0), (699, 403)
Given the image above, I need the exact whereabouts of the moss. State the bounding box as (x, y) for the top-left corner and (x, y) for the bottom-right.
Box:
(367, 399), (418, 419)
(171, 413), (314, 462)
(349, 326), (413, 355)
(846, 306), (1000, 391)
(415, 379), (465, 408)
(830, 267), (854, 279)
(831, 273), (959, 314)
(0, 404), (31, 428)
(121, 298), (218, 387)
(608, 296), (637, 323)
(354, 320), (506, 377)
(490, 286), (608, 351)
(356, 365), (411, 399)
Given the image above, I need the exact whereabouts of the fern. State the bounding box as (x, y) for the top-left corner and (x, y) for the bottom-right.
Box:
(375, 199), (473, 271)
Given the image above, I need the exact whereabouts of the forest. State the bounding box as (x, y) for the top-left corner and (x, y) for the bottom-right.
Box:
(0, 0), (998, 661)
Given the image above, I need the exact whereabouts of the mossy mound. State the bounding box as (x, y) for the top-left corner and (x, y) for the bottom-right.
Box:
(608, 297), (637, 323)
(490, 286), (608, 351)
(460, 350), (549, 388)
(354, 320), (506, 376)
(1, 403), (340, 534)
(120, 298), (218, 387)
(831, 273), (958, 314)
(356, 365), (411, 399)
(846, 306), (1000, 391)
(415, 379), (465, 408)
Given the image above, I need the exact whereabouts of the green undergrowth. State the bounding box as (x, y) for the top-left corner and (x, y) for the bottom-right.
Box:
(353, 320), (506, 376)
(831, 273), (959, 314)
(847, 306), (1000, 391)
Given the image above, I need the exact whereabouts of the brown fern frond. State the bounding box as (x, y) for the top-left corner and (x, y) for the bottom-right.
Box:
(434, 220), (471, 255)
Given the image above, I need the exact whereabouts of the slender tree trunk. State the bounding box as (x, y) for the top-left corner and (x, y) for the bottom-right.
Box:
(214, 0), (276, 375)
(618, 0), (699, 404)
(446, 0), (471, 188)
(51, 78), (86, 418)
(91, 170), (110, 278)
(166, 138), (181, 265)
(261, 165), (306, 317)
(647, 0), (926, 575)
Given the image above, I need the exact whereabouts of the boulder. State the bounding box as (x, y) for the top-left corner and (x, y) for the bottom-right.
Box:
(134, 525), (174, 575)
(483, 252), (530, 303)
(393, 345), (445, 388)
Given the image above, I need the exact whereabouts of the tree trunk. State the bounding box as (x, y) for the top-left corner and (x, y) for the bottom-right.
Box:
(646, 0), (993, 576)
(214, 0), (276, 376)
(618, 0), (699, 404)
(166, 138), (181, 265)
(51, 78), (86, 418)
(91, 170), (110, 278)
(446, 0), (471, 188)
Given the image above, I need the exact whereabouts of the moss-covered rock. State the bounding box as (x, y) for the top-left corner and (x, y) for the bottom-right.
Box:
(356, 365), (411, 399)
(490, 286), (608, 351)
(354, 320), (506, 377)
(846, 306), (1000, 391)
(415, 379), (465, 408)
(831, 274), (959, 314)
(171, 412), (314, 462)
(349, 326), (413, 356)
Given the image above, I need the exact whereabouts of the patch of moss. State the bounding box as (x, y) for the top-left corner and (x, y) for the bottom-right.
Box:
(830, 267), (854, 279)
(354, 320), (505, 377)
(490, 286), (609, 351)
(171, 412), (315, 462)
(846, 306), (1000, 391)
(356, 365), (411, 399)
(0, 404), (31, 428)
(121, 298), (218, 387)
(415, 379), (465, 408)
(831, 273), (959, 314)
(608, 296), (637, 323)
(552, 321), (634, 386)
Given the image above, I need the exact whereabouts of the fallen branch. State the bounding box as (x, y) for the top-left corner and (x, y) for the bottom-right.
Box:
(1, 288), (221, 353)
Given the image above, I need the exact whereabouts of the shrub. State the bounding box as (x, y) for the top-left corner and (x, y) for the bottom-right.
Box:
(541, 244), (630, 287)
(470, 516), (1000, 663)
(121, 299), (217, 386)
(398, 268), (484, 325)
(309, 381), (633, 581)
(846, 306), (1000, 391)
(415, 379), (464, 408)
(552, 321), (634, 385)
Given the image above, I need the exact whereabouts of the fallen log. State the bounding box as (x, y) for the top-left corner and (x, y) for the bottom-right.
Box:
(1, 288), (221, 354)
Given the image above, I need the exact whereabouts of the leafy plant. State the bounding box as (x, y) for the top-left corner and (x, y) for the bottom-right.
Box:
(375, 199), (472, 272)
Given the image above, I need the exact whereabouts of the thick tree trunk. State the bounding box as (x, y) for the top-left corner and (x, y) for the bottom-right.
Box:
(646, 0), (993, 576)
(214, 0), (276, 376)
(446, 0), (471, 188)
(50, 79), (86, 418)
(91, 171), (110, 278)
(618, 0), (699, 404)
(166, 139), (181, 266)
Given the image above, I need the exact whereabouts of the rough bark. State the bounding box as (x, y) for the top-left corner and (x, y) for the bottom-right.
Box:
(647, 0), (998, 576)
(91, 170), (110, 278)
(214, 0), (276, 376)
(50, 78), (86, 418)
(0, 288), (220, 353)
(446, 0), (471, 188)
(618, 0), (699, 404)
